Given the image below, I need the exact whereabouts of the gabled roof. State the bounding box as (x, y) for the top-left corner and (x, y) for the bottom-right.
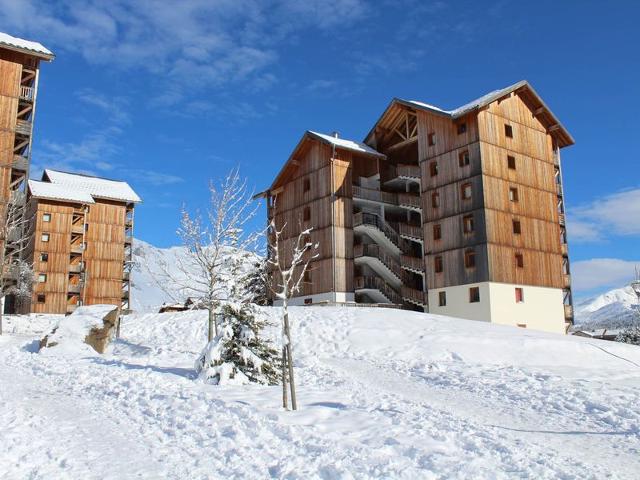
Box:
(265, 130), (385, 193)
(367, 80), (574, 148)
(42, 169), (142, 204)
(28, 179), (95, 204)
(0, 32), (54, 61)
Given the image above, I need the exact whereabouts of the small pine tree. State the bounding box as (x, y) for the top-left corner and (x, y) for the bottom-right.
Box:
(194, 302), (280, 385)
(243, 258), (270, 306)
(615, 325), (640, 346)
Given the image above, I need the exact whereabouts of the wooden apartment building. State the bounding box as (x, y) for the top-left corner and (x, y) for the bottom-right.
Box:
(261, 81), (574, 334)
(0, 32), (54, 311)
(21, 170), (140, 314)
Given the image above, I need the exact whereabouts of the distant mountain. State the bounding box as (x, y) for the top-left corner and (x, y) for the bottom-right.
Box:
(574, 285), (639, 329)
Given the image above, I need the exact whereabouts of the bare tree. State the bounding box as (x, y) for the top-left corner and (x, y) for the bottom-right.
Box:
(155, 168), (260, 342)
(267, 219), (318, 410)
(0, 191), (34, 335)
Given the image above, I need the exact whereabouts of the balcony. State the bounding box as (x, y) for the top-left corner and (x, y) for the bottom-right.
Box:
(19, 86), (34, 102)
(384, 164), (421, 187)
(556, 182), (563, 196)
(401, 285), (427, 307)
(124, 235), (133, 245)
(69, 263), (83, 273)
(354, 244), (403, 284)
(561, 243), (569, 256)
(400, 254), (425, 274)
(354, 276), (402, 305)
(564, 304), (573, 320)
(563, 274), (571, 288)
(397, 192), (421, 211)
(15, 119), (32, 136)
(12, 154), (28, 172)
(122, 290), (130, 300)
(71, 224), (84, 234)
(70, 243), (84, 254)
(68, 284), (81, 294)
(398, 223), (423, 242)
(558, 213), (566, 226)
(352, 185), (397, 204)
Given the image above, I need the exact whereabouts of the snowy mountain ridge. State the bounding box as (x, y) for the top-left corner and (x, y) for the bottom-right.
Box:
(574, 285), (639, 329)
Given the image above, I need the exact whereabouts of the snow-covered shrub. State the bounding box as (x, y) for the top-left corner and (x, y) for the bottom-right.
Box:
(615, 324), (640, 346)
(194, 303), (279, 385)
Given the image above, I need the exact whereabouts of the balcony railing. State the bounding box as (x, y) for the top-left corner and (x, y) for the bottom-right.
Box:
(354, 212), (403, 250)
(70, 243), (84, 254)
(564, 304), (573, 319)
(122, 290), (130, 299)
(400, 254), (425, 273)
(123, 271), (130, 281)
(398, 223), (423, 241)
(561, 243), (568, 256)
(353, 185), (397, 204)
(556, 182), (563, 196)
(69, 263), (83, 273)
(354, 244), (403, 280)
(401, 285), (427, 306)
(398, 192), (421, 209)
(397, 164), (420, 179)
(12, 154), (28, 172)
(125, 235), (133, 244)
(19, 86), (34, 102)
(15, 119), (32, 136)
(558, 213), (566, 226)
(354, 276), (403, 305)
(563, 274), (571, 288)
(68, 284), (81, 294)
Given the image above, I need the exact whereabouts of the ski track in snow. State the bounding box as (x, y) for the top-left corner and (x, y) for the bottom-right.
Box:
(1, 307), (639, 479)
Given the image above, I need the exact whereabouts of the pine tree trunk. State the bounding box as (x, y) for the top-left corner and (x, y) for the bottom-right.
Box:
(283, 310), (297, 410)
(281, 346), (288, 409)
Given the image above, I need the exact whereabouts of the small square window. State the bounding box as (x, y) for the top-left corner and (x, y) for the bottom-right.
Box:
(463, 214), (474, 234)
(513, 220), (521, 235)
(37, 294), (46, 303)
(303, 178), (311, 192)
(504, 124), (513, 138)
(469, 287), (480, 303)
(507, 155), (516, 170)
(515, 287), (524, 303)
(509, 187), (519, 202)
(457, 123), (467, 135)
(431, 192), (440, 208)
(433, 224), (442, 241)
(303, 270), (312, 283)
(461, 183), (472, 200)
(434, 256), (443, 273)
(515, 253), (524, 268)
(41, 233), (50, 242)
(464, 249), (476, 269)
(458, 150), (470, 167)
(38, 273), (47, 283)
(303, 206), (311, 222)
(42, 213), (51, 222)
(438, 291), (446, 307)
(429, 161), (438, 177)
(428, 132), (436, 146)
(40, 252), (49, 262)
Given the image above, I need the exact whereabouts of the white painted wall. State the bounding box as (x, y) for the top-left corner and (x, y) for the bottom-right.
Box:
(274, 291), (355, 306)
(428, 282), (566, 334)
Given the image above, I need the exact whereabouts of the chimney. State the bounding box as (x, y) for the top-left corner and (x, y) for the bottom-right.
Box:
(332, 131), (339, 139)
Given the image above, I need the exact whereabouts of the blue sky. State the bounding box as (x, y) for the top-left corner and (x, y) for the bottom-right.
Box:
(1, 0), (638, 298)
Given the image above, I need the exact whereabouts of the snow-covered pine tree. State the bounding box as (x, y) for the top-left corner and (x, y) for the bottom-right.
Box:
(194, 302), (279, 385)
(242, 257), (270, 306)
(616, 274), (640, 346)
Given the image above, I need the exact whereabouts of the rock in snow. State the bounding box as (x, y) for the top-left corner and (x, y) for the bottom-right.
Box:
(1, 306), (639, 478)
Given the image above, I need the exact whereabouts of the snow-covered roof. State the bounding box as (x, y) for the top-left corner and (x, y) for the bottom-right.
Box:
(28, 179), (95, 204)
(0, 32), (54, 60)
(307, 131), (384, 158)
(43, 170), (142, 204)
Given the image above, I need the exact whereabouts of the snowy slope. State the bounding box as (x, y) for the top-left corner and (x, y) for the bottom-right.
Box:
(574, 285), (639, 329)
(1, 307), (639, 479)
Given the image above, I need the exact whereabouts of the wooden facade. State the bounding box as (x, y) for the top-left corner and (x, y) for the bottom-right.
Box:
(264, 81), (574, 325)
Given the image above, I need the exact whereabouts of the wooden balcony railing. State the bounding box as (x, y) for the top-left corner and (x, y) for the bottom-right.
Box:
(15, 119), (32, 136)
(563, 274), (571, 288)
(396, 164), (421, 179)
(68, 284), (81, 294)
(556, 182), (563, 196)
(561, 243), (569, 256)
(69, 263), (83, 273)
(564, 304), (573, 319)
(398, 223), (423, 240)
(353, 185), (397, 204)
(12, 154), (28, 172)
(401, 285), (427, 306)
(400, 254), (425, 273)
(354, 276), (403, 305)
(398, 192), (421, 209)
(20, 86), (34, 102)
(558, 213), (566, 226)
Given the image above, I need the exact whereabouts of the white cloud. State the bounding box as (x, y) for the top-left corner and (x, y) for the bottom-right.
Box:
(571, 258), (640, 292)
(568, 188), (640, 243)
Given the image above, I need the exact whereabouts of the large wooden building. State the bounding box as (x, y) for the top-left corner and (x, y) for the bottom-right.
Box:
(21, 170), (140, 314)
(0, 32), (54, 310)
(262, 81), (574, 334)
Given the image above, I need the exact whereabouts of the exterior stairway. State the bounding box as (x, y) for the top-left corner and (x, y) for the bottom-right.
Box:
(354, 244), (403, 289)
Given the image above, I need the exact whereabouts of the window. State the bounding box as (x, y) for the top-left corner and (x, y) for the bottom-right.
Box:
(37, 294), (46, 303)
(41, 233), (50, 243)
(464, 249), (476, 268)
(515, 253), (524, 268)
(458, 150), (470, 167)
(461, 183), (472, 200)
(38, 273), (47, 283)
(515, 287), (524, 303)
(517, 323), (527, 328)
(463, 214), (474, 234)
(303, 206), (311, 222)
(434, 256), (443, 273)
(504, 124), (513, 138)
(469, 287), (480, 303)
(42, 213), (51, 222)
(507, 155), (516, 170)
(509, 187), (519, 202)
(433, 224), (442, 240)
(431, 192), (440, 208)
(428, 132), (436, 146)
(40, 252), (48, 262)
(512, 219), (521, 235)
(304, 298), (313, 305)
(457, 123), (467, 135)
(303, 270), (312, 283)
(438, 291), (446, 307)
(429, 161), (438, 177)
(303, 178), (311, 192)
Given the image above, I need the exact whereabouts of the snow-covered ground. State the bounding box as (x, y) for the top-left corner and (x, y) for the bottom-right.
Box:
(1, 307), (639, 479)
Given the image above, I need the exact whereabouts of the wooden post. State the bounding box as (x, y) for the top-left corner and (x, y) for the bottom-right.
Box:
(281, 346), (288, 410)
(116, 314), (121, 339)
(283, 310), (297, 410)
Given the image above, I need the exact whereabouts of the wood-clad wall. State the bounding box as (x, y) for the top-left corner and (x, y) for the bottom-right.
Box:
(84, 200), (126, 306)
(28, 201), (75, 314)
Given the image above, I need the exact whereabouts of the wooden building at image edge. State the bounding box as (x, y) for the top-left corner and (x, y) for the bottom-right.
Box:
(260, 81), (575, 334)
(20, 170), (140, 314)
